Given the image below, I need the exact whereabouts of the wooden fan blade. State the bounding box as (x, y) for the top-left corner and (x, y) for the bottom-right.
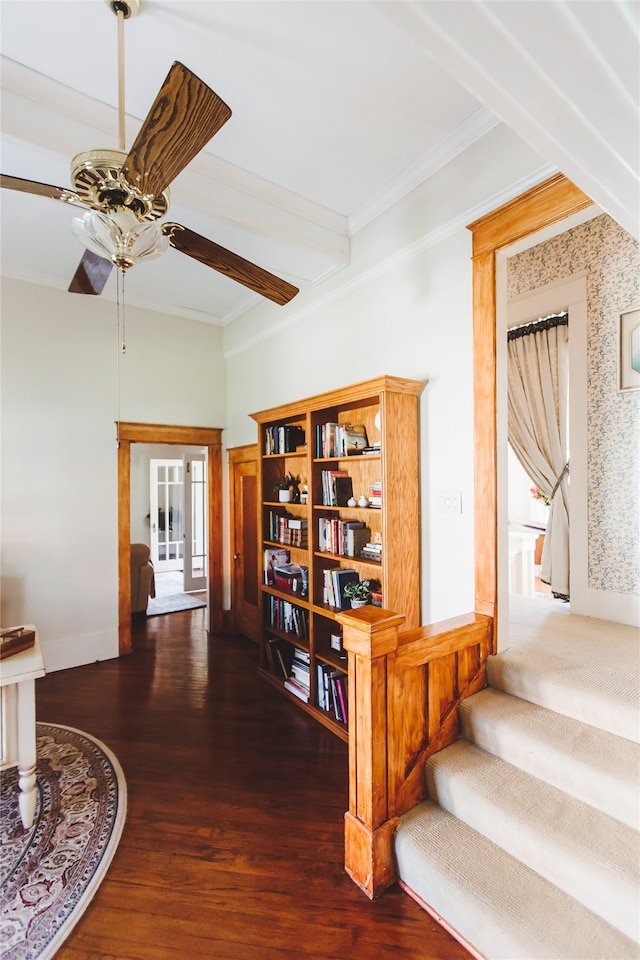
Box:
(68, 250), (113, 295)
(165, 224), (299, 306)
(121, 62), (232, 199)
(1, 173), (79, 203)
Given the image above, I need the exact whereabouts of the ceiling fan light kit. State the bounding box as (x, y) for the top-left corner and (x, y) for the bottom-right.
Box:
(71, 208), (170, 271)
(1, 0), (299, 305)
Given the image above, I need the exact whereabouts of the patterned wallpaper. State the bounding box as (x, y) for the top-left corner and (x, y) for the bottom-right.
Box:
(507, 214), (639, 596)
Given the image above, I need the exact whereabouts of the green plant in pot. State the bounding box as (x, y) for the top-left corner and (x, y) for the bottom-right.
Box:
(273, 472), (300, 503)
(343, 579), (372, 608)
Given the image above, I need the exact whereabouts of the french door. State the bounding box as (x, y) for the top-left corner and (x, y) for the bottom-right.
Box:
(183, 454), (207, 592)
(150, 459), (184, 572)
(149, 456), (207, 590)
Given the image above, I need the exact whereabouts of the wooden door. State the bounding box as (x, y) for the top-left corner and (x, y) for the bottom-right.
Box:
(183, 454), (207, 592)
(229, 445), (260, 642)
(149, 459), (184, 572)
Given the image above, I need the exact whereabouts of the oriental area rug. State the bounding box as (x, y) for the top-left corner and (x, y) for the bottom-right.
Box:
(0, 723), (127, 960)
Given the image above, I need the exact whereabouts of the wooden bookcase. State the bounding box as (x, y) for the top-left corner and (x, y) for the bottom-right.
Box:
(250, 375), (425, 741)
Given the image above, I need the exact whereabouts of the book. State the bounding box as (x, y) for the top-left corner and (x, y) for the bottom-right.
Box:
(284, 677), (310, 703)
(264, 547), (289, 584)
(319, 422), (340, 458)
(345, 526), (370, 558)
(317, 663), (327, 710)
(334, 475), (354, 507)
(265, 424), (305, 454)
(331, 568), (359, 610)
(320, 469), (349, 506)
(335, 673), (348, 723)
(266, 637), (295, 678)
(342, 423), (369, 455)
(327, 670), (347, 722)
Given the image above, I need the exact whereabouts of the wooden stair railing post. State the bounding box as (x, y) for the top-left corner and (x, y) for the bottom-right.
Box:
(338, 607), (405, 899)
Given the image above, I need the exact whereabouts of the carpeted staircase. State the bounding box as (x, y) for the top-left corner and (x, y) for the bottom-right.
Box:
(395, 604), (640, 960)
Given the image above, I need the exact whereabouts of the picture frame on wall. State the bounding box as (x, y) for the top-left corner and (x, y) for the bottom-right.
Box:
(618, 308), (640, 391)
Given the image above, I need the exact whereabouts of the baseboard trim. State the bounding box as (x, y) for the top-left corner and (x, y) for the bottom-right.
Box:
(41, 629), (119, 673)
(398, 879), (487, 960)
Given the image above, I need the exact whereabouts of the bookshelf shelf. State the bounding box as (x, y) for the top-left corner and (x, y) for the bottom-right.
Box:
(251, 375), (425, 739)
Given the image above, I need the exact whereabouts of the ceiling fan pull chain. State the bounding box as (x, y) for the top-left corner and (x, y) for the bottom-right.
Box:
(115, 268), (127, 446)
(118, 268), (127, 355)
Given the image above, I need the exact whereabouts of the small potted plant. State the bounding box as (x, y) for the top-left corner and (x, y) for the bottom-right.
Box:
(342, 579), (372, 608)
(273, 472), (300, 503)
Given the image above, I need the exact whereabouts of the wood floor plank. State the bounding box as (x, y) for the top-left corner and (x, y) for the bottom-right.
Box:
(35, 609), (470, 959)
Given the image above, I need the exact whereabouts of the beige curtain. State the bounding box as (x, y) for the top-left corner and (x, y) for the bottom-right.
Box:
(508, 316), (570, 599)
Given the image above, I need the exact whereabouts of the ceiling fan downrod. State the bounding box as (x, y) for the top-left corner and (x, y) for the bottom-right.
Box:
(106, 0), (141, 151)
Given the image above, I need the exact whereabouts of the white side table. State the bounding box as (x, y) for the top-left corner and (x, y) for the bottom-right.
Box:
(0, 626), (46, 828)
(508, 528), (538, 596)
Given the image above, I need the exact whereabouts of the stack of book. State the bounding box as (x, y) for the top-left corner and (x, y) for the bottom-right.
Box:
(360, 541), (382, 562)
(286, 517), (308, 548)
(368, 480), (382, 508)
(316, 664), (348, 723)
(267, 512), (309, 548)
(272, 562), (308, 596)
(285, 647), (311, 702)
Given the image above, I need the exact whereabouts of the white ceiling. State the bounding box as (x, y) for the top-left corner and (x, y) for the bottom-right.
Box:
(1, 0), (637, 325)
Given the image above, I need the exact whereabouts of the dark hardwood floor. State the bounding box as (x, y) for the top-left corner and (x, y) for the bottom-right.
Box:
(35, 609), (470, 960)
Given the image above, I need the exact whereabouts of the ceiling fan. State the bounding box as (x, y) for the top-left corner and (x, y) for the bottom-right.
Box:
(0, 0), (299, 306)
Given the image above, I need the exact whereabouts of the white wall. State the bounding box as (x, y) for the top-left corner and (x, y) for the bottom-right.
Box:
(226, 234), (475, 624)
(1, 279), (226, 670)
(224, 126), (552, 625)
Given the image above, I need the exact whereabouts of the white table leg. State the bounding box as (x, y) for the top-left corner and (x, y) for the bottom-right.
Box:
(15, 678), (37, 829)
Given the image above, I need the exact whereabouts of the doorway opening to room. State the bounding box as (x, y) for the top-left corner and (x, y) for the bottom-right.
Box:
(468, 173), (594, 651)
(502, 266), (589, 618)
(117, 422), (223, 656)
(134, 449), (208, 617)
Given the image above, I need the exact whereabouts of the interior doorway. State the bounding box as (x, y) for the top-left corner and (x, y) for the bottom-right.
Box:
(228, 444), (260, 643)
(117, 422), (223, 656)
(468, 173), (593, 650)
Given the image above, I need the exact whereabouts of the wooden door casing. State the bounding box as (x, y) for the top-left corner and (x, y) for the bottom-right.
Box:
(228, 445), (260, 643)
(117, 422), (223, 655)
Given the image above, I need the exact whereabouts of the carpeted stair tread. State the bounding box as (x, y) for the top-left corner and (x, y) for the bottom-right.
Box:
(395, 800), (640, 960)
(492, 598), (640, 743)
(460, 687), (640, 828)
(425, 740), (639, 940)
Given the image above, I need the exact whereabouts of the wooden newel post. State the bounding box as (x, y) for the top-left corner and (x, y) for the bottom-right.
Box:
(337, 606), (405, 899)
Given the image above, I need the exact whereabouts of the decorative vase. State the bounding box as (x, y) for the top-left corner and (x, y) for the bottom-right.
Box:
(358, 495), (368, 508)
(350, 598), (368, 608)
(278, 489), (291, 502)
(347, 496), (357, 508)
